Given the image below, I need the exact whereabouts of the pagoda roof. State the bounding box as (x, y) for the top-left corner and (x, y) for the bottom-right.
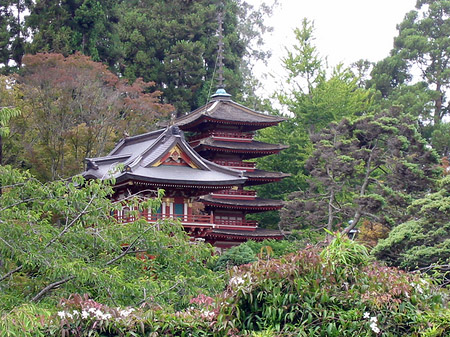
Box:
(83, 126), (246, 188)
(191, 138), (288, 157)
(244, 169), (291, 182)
(201, 195), (284, 211)
(208, 228), (284, 240)
(174, 96), (285, 131)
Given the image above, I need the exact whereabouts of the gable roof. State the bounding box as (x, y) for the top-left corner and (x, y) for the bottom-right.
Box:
(83, 126), (246, 187)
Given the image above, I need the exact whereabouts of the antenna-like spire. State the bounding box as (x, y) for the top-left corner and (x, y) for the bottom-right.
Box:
(211, 3), (231, 100)
(216, 10), (225, 89)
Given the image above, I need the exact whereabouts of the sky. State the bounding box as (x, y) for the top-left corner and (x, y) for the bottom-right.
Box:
(247, 0), (417, 96)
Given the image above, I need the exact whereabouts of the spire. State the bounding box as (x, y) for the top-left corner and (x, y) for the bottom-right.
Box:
(211, 6), (231, 100)
(216, 10), (225, 89)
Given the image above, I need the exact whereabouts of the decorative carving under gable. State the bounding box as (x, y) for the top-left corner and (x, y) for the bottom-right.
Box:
(152, 144), (199, 169)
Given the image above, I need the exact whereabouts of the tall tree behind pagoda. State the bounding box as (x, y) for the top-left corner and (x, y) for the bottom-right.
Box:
(19, 0), (275, 114)
(8, 53), (171, 181)
(0, 0), (32, 74)
(253, 19), (373, 227)
(368, 0), (450, 156)
(25, 0), (121, 65)
(115, 0), (275, 114)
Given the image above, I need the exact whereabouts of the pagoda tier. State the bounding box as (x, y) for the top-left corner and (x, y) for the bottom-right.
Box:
(201, 194), (283, 212)
(175, 95), (285, 133)
(190, 138), (288, 160)
(206, 228), (284, 250)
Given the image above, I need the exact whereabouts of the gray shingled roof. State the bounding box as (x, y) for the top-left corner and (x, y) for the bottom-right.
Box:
(244, 169), (291, 180)
(83, 126), (246, 187)
(209, 228), (283, 238)
(191, 138), (289, 153)
(174, 98), (285, 129)
(201, 195), (284, 210)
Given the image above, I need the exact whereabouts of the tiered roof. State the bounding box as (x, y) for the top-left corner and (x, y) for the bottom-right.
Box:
(175, 93), (285, 132)
(83, 126), (246, 191)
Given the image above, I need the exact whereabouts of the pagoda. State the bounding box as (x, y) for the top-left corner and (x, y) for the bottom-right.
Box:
(173, 89), (289, 249)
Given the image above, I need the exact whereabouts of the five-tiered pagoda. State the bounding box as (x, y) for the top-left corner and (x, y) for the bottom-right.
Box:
(173, 89), (289, 249)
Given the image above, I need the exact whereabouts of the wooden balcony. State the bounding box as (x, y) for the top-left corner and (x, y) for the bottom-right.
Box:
(115, 212), (258, 228)
(189, 131), (254, 142)
(212, 160), (256, 171)
(116, 213), (213, 224)
(214, 219), (258, 227)
(211, 189), (257, 199)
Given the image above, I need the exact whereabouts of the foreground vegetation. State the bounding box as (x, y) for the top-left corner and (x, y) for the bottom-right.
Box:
(0, 165), (448, 336)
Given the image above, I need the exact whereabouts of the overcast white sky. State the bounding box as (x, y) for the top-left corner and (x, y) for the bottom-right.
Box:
(247, 0), (417, 96)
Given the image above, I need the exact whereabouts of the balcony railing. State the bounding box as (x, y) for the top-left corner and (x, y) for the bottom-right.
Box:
(213, 160), (256, 170)
(116, 213), (213, 224)
(211, 189), (257, 198)
(115, 212), (258, 227)
(215, 219), (258, 227)
(189, 131), (254, 142)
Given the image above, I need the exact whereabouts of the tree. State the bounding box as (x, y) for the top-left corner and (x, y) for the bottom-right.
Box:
(368, 0), (450, 155)
(16, 0), (276, 114)
(254, 20), (373, 227)
(11, 53), (172, 180)
(393, 0), (450, 126)
(373, 173), (450, 271)
(280, 107), (439, 236)
(115, 0), (276, 114)
(0, 76), (21, 166)
(0, 0), (32, 73)
(0, 165), (221, 310)
(25, 0), (120, 64)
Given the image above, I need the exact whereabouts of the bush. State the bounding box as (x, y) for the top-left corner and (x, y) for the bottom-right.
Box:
(213, 244), (257, 271)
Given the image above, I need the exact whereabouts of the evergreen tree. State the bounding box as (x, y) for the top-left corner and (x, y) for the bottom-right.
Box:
(280, 107), (439, 235)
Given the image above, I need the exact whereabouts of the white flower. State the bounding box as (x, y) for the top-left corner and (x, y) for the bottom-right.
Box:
(370, 316), (377, 323)
(88, 307), (96, 313)
(229, 276), (245, 287)
(370, 322), (380, 334)
(66, 313), (73, 319)
(72, 310), (79, 316)
(363, 312), (370, 319)
(57, 311), (66, 319)
(81, 311), (89, 319)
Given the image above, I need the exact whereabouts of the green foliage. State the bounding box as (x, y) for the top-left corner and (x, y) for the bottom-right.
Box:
(215, 238), (448, 336)
(255, 20), (374, 223)
(0, 165), (222, 312)
(2, 237), (449, 336)
(373, 175), (450, 271)
(214, 243), (257, 271)
(281, 107), (439, 235)
(243, 239), (302, 259)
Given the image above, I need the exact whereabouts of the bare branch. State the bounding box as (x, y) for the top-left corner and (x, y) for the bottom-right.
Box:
(0, 265), (23, 282)
(105, 224), (157, 266)
(31, 276), (75, 302)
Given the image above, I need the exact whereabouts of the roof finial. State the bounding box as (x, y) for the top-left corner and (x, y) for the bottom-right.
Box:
(216, 10), (225, 89)
(212, 6), (231, 100)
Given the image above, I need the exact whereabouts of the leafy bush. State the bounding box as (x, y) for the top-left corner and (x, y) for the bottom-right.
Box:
(213, 244), (257, 271)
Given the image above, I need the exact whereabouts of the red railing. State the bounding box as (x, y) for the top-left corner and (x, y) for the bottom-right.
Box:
(116, 213), (213, 224)
(212, 189), (257, 197)
(214, 219), (258, 227)
(213, 160), (256, 169)
(115, 212), (258, 227)
(189, 131), (254, 142)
